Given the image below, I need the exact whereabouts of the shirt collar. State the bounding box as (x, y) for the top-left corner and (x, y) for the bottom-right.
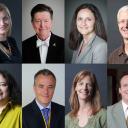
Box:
(118, 44), (125, 56)
(35, 99), (51, 111)
(122, 100), (128, 118)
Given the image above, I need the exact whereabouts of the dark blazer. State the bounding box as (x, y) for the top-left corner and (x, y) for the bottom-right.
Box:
(22, 100), (65, 128)
(22, 33), (64, 63)
(0, 37), (21, 63)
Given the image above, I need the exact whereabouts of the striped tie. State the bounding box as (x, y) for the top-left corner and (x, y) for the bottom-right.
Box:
(41, 108), (49, 124)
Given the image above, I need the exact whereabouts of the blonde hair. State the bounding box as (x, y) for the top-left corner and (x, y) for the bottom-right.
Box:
(69, 70), (101, 117)
(117, 5), (128, 21)
(0, 3), (12, 36)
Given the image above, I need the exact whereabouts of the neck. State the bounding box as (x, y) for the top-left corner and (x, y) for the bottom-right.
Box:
(79, 99), (91, 110)
(37, 32), (50, 41)
(83, 32), (95, 43)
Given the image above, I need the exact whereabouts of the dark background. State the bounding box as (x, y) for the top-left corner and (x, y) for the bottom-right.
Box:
(65, 0), (107, 63)
(65, 64), (107, 114)
(0, 0), (22, 53)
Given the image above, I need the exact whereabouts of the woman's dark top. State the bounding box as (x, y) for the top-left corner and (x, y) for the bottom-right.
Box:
(0, 37), (21, 63)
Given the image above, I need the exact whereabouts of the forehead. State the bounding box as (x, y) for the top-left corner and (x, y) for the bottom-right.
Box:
(77, 8), (94, 17)
(35, 74), (55, 84)
(78, 75), (91, 82)
(120, 75), (128, 84)
(34, 11), (51, 19)
(0, 74), (6, 82)
(0, 10), (8, 17)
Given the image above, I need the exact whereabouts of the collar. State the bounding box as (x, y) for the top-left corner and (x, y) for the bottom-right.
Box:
(122, 100), (128, 118)
(118, 44), (125, 56)
(36, 33), (51, 47)
(35, 99), (51, 111)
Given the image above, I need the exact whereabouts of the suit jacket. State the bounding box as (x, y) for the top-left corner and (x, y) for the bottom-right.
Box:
(22, 33), (64, 63)
(107, 101), (127, 128)
(71, 35), (107, 64)
(0, 37), (21, 63)
(22, 100), (65, 128)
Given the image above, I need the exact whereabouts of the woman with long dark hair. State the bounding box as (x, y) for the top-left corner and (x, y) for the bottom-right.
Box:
(0, 70), (21, 127)
(69, 3), (107, 63)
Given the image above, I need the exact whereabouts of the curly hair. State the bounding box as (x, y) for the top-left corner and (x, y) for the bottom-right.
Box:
(0, 70), (21, 105)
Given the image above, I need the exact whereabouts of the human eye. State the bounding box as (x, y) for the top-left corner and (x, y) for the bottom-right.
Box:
(0, 82), (7, 87)
(77, 17), (82, 21)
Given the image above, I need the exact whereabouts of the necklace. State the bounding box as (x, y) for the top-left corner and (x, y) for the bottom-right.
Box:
(0, 41), (12, 58)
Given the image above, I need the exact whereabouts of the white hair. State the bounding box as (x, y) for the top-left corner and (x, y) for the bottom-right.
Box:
(117, 5), (128, 21)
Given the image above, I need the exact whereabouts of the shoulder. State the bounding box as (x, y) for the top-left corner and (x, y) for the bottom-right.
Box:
(96, 108), (107, 118)
(107, 101), (121, 112)
(93, 36), (107, 47)
(10, 104), (22, 115)
(51, 102), (64, 110)
(109, 46), (121, 58)
(23, 100), (35, 112)
(22, 35), (37, 45)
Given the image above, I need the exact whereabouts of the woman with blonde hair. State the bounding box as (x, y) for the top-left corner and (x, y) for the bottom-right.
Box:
(0, 3), (21, 63)
(65, 70), (106, 128)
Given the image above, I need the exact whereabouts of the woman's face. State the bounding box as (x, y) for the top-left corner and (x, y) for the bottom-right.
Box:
(76, 8), (95, 36)
(0, 10), (10, 37)
(75, 76), (93, 101)
(0, 74), (9, 102)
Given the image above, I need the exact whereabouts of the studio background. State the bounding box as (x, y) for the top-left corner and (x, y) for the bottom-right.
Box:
(22, 64), (65, 107)
(0, 0), (22, 53)
(22, 0), (64, 41)
(108, 0), (128, 56)
(65, 0), (107, 63)
(65, 64), (107, 114)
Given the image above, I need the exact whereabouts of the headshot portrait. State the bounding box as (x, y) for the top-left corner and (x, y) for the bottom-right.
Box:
(22, 0), (64, 63)
(107, 65), (128, 128)
(65, 0), (107, 64)
(65, 64), (107, 128)
(22, 64), (65, 128)
(0, 64), (22, 128)
(0, 1), (22, 63)
(108, 2), (128, 64)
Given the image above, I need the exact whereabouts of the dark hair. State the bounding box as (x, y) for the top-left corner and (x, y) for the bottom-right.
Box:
(69, 3), (107, 50)
(34, 69), (56, 85)
(31, 4), (53, 21)
(69, 70), (101, 117)
(0, 70), (21, 105)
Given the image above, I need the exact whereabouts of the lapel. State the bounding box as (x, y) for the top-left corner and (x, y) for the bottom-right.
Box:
(46, 33), (57, 62)
(32, 36), (41, 62)
(113, 101), (127, 128)
(31, 100), (45, 128)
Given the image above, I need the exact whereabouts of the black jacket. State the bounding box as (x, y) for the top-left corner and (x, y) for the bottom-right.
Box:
(22, 100), (65, 128)
(22, 33), (64, 63)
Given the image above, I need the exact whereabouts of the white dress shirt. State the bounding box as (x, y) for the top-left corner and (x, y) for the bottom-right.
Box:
(122, 100), (128, 119)
(36, 33), (51, 63)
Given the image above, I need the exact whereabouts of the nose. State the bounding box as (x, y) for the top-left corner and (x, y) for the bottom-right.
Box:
(40, 20), (45, 28)
(43, 86), (48, 94)
(0, 19), (4, 25)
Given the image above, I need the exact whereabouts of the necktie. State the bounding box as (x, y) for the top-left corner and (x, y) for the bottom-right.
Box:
(41, 108), (49, 124)
(36, 39), (49, 47)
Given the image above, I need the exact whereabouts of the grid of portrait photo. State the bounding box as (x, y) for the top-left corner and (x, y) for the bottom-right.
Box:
(0, 0), (128, 128)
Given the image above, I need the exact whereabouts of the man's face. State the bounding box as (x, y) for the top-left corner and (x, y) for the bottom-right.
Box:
(33, 74), (55, 107)
(118, 10), (128, 40)
(119, 75), (128, 103)
(32, 11), (52, 40)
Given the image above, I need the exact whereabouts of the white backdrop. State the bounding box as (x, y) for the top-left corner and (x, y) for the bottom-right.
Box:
(22, 0), (64, 41)
(22, 64), (65, 107)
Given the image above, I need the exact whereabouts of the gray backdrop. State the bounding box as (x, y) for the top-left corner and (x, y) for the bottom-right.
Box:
(108, 0), (128, 56)
(22, 0), (64, 41)
(65, 64), (107, 114)
(65, 0), (107, 63)
(0, 0), (22, 53)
